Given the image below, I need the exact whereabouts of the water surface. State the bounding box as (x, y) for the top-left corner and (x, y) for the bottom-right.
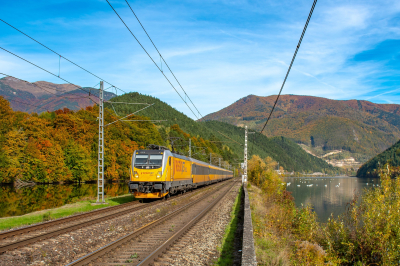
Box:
(283, 176), (380, 222)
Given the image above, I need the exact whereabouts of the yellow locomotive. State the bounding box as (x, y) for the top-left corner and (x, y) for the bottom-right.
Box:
(128, 148), (233, 199)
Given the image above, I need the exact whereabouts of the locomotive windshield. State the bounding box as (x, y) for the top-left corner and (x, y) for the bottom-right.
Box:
(134, 154), (163, 169)
(135, 155), (149, 166)
(149, 155), (163, 165)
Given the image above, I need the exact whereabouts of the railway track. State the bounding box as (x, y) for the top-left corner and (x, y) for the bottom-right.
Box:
(67, 180), (238, 266)
(0, 181), (226, 254)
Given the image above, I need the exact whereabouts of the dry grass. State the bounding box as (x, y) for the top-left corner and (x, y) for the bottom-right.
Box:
(248, 184), (291, 266)
(249, 183), (328, 266)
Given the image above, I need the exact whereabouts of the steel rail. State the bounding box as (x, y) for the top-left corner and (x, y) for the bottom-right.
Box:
(138, 180), (237, 265)
(0, 200), (139, 240)
(0, 203), (147, 254)
(0, 180), (227, 254)
(66, 179), (236, 266)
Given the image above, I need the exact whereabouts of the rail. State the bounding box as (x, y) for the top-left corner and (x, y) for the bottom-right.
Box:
(0, 181), (226, 254)
(67, 180), (237, 266)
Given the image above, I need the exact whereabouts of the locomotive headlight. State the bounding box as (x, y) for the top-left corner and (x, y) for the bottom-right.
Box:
(156, 171), (162, 178)
(134, 171), (139, 178)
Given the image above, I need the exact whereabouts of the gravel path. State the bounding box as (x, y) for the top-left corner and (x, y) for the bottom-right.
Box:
(0, 183), (224, 266)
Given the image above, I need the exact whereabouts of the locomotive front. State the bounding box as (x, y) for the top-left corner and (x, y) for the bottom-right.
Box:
(129, 150), (169, 199)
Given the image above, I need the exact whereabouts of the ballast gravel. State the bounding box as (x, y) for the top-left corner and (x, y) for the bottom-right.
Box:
(156, 182), (241, 266)
(0, 184), (225, 266)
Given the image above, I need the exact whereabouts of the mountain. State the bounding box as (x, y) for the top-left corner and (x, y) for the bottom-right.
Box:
(0, 77), (115, 113)
(201, 94), (400, 162)
(0, 87), (338, 184)
(107, 93), (337, 173)
(357, 139), (400, 177)
(203, 121), (336, 173)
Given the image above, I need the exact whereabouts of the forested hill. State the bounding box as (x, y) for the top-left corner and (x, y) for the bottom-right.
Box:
(109, 93), (336, 173)
(0, 95), (238, 183)
(105, 92), (214, 139)
(203, 121), (335, 173)
(200, 94), (400, 160)
(357, 139), (400, 177)
(0, 91), (338, 184)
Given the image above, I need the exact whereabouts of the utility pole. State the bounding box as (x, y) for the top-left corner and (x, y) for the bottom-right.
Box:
(189, 138), (191, 158)
(210, 153), (212, 164)
(243, 126), (248, 184)
(219, 158), (221, 168)
(97, 81), (105, 203)
(93, 85), (157, 204)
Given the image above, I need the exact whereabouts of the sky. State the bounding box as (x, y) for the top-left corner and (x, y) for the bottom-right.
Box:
(1, 0), (400, 119)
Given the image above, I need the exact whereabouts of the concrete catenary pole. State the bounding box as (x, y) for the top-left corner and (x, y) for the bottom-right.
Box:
(97, 81), (105, 203)
(219, 158), (221, 168)
(243, 126), (248, 183)
(189, 138), (191, 158)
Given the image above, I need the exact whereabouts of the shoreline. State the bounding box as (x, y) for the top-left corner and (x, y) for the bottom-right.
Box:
(0, 193), (135, 231)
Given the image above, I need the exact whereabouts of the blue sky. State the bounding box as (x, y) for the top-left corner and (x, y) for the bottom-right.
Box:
(1, 0), (400, 119)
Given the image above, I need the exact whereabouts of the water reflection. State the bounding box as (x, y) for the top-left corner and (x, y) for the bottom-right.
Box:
(0, 183), (129, 218)
(283, 177), (380, 222)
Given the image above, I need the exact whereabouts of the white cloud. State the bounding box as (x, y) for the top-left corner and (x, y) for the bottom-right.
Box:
(1, 0), (400, 119)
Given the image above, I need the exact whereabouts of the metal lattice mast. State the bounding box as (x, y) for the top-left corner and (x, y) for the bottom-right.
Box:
(243, 126), (248, 183)
(189, 138), (191, 157)
(97, 81), (105, 203)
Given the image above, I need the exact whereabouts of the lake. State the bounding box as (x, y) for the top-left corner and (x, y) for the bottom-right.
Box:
(283, 176), (380, 222)
(0, 182), (129, 218)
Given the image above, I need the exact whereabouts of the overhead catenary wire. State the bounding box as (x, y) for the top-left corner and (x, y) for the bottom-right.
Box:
(0, 73), (91, 111)
(0, 46), (101, 101)
(124, 0), (203, 119)
(216, 131), (243, 146)
(6, 97), (49, 111)
(105, 0), (200, 120)
(250, 0), (318, 156)
(260, 0), (317, 135)
(104, 103), (155, 127)
(0, 73), (99, 100)
(0, 19), (127, 95)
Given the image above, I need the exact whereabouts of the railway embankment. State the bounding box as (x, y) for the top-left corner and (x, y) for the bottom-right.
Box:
(0, 182), (227, 266)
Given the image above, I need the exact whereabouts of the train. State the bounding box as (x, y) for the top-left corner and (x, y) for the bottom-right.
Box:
(128, 147), (233, 199)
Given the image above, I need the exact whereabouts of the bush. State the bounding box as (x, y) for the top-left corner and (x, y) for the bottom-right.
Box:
(322, 164), (400, 264)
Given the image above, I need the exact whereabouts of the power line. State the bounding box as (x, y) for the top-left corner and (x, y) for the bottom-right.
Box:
(105, 0), (200, 120)
(260, 0), (318, 134)
(216, 131), (243, 146)
(0, 73), (98, 100)
(0, 46), (101, 101)
(251, 0), (317, 156)
(6, 98), (48, 111)
(0, 19), (127, 95)
(124, 0), (203, 119)
(1, 74), (104, 114)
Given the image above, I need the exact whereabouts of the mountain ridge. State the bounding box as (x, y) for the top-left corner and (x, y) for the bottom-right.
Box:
(201, 94), (400, 161)
(107, 92), (337, 173)
(0, 77), (115, 113)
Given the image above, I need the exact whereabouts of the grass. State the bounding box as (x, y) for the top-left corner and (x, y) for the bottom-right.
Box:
(214, 186), (243, 266)
(248, 185), (290, 266)
(0, 194), (135, 231)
